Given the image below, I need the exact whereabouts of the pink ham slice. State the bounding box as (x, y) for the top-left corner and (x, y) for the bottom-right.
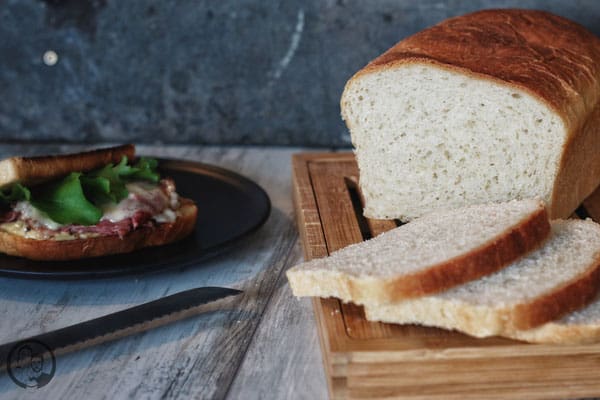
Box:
(0, 211), (19, 224)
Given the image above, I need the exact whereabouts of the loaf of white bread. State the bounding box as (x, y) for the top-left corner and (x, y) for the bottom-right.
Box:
(341, 9), (600, 221)
(288, 10), (600, 344)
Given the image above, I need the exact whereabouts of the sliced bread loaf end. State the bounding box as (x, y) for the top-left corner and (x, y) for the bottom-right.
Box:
(364, 219), (600, 336)
(287, 199), (549, 305)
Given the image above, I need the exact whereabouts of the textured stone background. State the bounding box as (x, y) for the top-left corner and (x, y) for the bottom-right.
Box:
(1, 0), (599, 146)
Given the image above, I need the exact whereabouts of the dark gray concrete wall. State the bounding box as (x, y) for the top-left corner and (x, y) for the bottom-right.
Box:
(1, 0), (599, 146)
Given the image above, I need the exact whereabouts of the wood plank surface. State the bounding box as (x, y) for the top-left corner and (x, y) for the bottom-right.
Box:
(0, 145), (327, 400)
(292, 152), (600, 399)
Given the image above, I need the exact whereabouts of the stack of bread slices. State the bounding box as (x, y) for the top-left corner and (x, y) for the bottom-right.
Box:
(286, 199), (600, 344)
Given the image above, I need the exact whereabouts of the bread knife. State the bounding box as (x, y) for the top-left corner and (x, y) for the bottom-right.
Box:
(0, 286), (242, 372)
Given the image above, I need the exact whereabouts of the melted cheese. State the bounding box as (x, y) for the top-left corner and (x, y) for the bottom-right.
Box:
(100, 182), (178, 223)
(100, 198), (140, 223)
(154, 208), (176, 223)
(14, 202), (63, 230)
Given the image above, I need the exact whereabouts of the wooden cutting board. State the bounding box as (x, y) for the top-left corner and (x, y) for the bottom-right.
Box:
(291, 152), (600, 400)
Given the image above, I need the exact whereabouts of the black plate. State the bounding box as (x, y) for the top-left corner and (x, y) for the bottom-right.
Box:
(0, 159), (271, 279)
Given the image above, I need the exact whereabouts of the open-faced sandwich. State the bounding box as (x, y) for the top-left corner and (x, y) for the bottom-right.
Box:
(0, 144), (197, 260)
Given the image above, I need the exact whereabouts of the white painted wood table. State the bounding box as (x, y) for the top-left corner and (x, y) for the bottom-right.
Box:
(0, 145), (326, 400)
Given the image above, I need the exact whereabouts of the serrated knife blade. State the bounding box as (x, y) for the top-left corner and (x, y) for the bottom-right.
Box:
(0, 286), (242, 372)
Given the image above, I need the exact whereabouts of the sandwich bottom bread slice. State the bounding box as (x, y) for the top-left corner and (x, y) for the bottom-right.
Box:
(0, 145), (197, 261)
(287, 199), (550, 304)
(363, 219), (600, 338)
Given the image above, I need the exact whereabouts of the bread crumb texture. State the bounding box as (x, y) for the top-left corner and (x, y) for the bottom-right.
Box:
(295, 199), (542, 278)
(343, 65), (564, 221)
(433, 219), (600, 306)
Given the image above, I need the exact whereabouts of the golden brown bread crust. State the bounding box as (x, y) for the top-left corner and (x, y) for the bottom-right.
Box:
(361, 205), (550, 303)
(349, 9), (600, 219)
(0, 144), (135, 188)
(0, 198), (197, 261)
(510, 308), (600, 344)
(363, 254), (600, 340)
(550, 102), (600, 219)
(365, 254), (600, 339)
(357, 9), (600, 125)
(380, 206), (550, 301)
(511, 324), (600, 345)
(511, 255), (600, 331)
(288, 203), (551, 305)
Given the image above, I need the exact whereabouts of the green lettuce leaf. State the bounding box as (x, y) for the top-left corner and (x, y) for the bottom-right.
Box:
(2, 156), (160, 225)
(128, 157), (160, 182)
(83, 156), (160, 205)
(0, 183), (31, 204)
(87, 160), (129, 203)
(111, 156), (136, 177)
(31, 173), (102, 225)
(80, 175), (113, 205)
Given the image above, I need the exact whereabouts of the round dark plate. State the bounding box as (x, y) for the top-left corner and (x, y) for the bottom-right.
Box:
(0, 159), (271, 279)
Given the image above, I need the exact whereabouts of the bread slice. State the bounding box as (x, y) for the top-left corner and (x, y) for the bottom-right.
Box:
(341, 10), (600, 221)
(0, 144), (135, 188)
(364, 219), (600, 336)
(287, 199), (549, 305)
(0, 198), (197, 261)
(511, 295), (600, 344)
